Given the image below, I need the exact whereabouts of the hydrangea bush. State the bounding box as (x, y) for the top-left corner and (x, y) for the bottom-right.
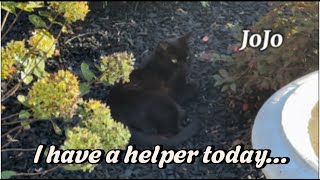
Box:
(1, 1), (133, 177)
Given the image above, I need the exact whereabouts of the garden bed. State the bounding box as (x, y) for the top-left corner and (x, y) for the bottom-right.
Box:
(1, 1), (271, 179)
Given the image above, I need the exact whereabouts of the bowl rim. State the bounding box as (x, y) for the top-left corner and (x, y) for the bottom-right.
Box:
(252, 70), (319, 179)
(281, 71), (318, 171)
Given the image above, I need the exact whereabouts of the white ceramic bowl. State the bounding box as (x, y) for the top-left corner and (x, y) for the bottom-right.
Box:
(252, 71), (319, 179)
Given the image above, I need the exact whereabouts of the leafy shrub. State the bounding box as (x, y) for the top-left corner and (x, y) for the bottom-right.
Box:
(27, 70), (80, 119)
(1, 1), (134, 176)
(61, 126), (103, 172)
(215, 2), (319, 94)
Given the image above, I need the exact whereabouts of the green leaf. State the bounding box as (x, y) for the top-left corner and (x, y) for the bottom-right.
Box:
(81, 62), (95, 81)
(62, 165), (84, 171)
(1, 2), (17, 15)
(80, 83), (91, 96)
(61, 25), (68, 33)
(21, 121), (31, 130)
(17, 95), (27, 104)
(33, 58), (46, 78)
(28, 14), (47, 28)
(19, 110), (31, 119)
(230, 83), (237, 92)
(1, 170), (16, 179)
(214, 80), (224, 87)
(50, 120), (62, 136)
(219, 69), (229, 78)
(38, 11), (52, 18)
(213, 74), (222, 81)
(221, 85), (229, 92)
(200, 1), (210, 8)
(15, 2), (44, 12)
(21, 73), (33, 85)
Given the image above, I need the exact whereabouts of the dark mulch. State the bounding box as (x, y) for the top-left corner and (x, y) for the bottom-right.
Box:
(1, 1), (272, 179)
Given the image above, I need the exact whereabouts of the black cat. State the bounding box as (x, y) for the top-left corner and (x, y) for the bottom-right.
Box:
(130, 32), (198, 104)
(107, 33), (200, 147)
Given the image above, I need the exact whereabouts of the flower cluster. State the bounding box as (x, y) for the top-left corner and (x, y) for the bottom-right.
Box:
(99, 51), (135, 85)
(49, 1), (90, 23)
(28, 70), (80, 119)
(61, 126), (102, 172)
(1, 40), (28, 79)
(81, 99), (131, 151)
(28, 29), (56, 58)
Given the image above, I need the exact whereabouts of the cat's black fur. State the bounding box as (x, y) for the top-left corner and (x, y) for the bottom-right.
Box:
(107, 33), (200, 147)
(129, 32), (198, 104)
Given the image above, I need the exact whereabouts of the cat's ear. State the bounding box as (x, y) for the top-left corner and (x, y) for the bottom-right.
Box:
(178, 32), (192, 43)
(158, 41), (170, 51)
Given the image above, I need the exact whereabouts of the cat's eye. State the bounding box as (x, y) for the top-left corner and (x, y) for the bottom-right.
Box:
(171, 59), (178, 63)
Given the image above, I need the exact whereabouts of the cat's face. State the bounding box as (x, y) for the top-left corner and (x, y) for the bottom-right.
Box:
(155, 32), (192, 66)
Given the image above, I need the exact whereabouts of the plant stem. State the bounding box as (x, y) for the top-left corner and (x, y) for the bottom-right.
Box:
(1, 83), (21, 102)
(2, 127), (22, 148)
(1, 118), (44, 126)
(1, 109), (31, 121)
(1, 11), (10, 31)
(14, 165), (62, 177)
(1, 125), (21, 138)
(1, 10), (22, 40)
(1, 148), (36, 152)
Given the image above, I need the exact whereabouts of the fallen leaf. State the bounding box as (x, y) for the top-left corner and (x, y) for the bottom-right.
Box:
(202, 35), (209, 42)
(54, 49), (60, 57)
(242, 103), (249, 111)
